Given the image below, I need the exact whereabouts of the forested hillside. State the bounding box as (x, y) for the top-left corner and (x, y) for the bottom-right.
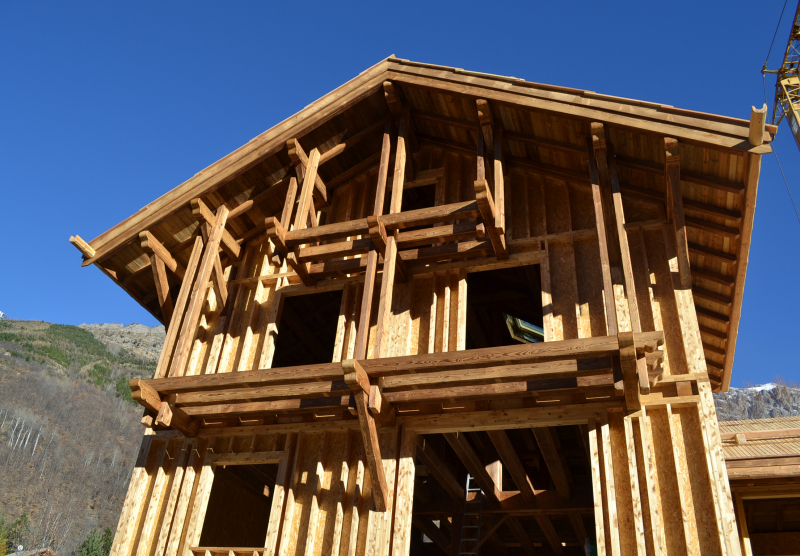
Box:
(0, 320), (163, 555)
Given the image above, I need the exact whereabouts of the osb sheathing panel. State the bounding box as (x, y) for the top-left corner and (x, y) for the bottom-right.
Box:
(609, 411), (637, 556)
(649, 408), (688, 555)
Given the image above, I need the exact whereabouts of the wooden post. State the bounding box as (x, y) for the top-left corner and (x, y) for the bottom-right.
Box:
(664, 138), (691, 289)
(390, 427), (416, 556)
(154, 236), (204, 379)
(587, 135), (618, 336)
(353, 118), (393, 360)
(343, 359), (390, 511)
(374, 110), (410, 358)
(170, 206), (229, 377)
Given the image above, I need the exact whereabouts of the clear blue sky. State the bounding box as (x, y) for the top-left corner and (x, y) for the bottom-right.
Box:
(1, 1), (798, 387)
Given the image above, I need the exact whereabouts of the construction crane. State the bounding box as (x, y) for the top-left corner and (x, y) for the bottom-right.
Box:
(769, 1), (800, 149)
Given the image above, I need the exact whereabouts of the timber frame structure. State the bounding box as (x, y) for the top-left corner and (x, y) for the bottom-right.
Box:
(72, 57), (771, 556)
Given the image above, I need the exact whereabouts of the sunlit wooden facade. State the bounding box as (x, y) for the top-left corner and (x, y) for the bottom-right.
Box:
(71, 57), (772, 556)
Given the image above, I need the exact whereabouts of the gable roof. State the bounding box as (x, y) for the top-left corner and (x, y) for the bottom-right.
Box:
(71, 56), (772, 392)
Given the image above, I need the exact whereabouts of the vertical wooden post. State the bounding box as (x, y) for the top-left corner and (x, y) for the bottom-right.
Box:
(664, 138), (691, 289)
(154, 236), (205, 379)
(374, 110), (410, 358)
(390, 427), (416, 556)
(353, 118), (393, 361)
(170, 207), (229, 377)
(734, 493), (753, 556)
(587, 135), (618, 336)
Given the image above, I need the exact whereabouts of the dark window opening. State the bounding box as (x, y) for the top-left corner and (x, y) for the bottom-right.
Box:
(465, 265), (544, 350)
(271, 290), (343, 368)
(400, 183), (437, 213)
(198, 463), (278, 547)
(411, 427), (595, 555)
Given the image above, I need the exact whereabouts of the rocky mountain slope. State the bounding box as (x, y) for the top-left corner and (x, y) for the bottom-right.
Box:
(713, 382), (800, 421)
(0, 320), (163, 555)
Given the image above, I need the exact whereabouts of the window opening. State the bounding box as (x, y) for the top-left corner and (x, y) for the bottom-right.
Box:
(271, 289), (343, 368)
(465, 265), (543, 349)
(198, 463), (278, 547)
(400, 183), (437, 213)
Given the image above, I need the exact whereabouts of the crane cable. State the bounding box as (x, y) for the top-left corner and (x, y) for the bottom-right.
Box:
(763, 0), (800, 225)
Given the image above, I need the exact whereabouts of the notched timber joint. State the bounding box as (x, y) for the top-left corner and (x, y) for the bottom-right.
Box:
(474, 179), (508, 260)
(342, 359), (390, 512)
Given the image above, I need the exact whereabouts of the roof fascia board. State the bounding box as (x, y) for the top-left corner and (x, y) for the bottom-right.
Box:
(386, 61), (771, 145)
(84, 58), (392, 266)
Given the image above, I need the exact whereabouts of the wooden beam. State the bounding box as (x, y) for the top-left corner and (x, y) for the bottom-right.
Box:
(150, 254), (174, 326)
(475, 178), (508, 259)
(139, 230), (186, 279)
(343, 359), (389, 511)
(353, 119), (393, 361)
(154, 235), (205, 379)
(416, 436), (465, 503)
(412, 516), (450, 553)
(487, 430), (535, 499)
(375, 110), (410, 358)
(69, 234), (95, 259)
(170, 206), (229, 377)
(443, 431), (499, 502)
(318, 118), (386, 165)
(190, 198), (241, 260)
(292, 148), (321, 231)
(618, 332), (642, 411)
(532, 427), (571, 499)
(286, 139), (328, 205)
(664, 138), (692, 289)
(494, 126), (505, 234)
(587, 136), (618, 336)
(130, 379), (162, 413)
(280, 177), (298, 230)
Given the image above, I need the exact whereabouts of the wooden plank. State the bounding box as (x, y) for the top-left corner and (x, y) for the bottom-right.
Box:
(387, 66), (769, 153)
(205, 450), (284, 465)
(415, 436), (464, 503)
(588, 420), (607, 556)
(390, 427), (417, 556)
(600, 415), (621, 556)
(343, 360), (389, 511)
(170, 207), (229, 377)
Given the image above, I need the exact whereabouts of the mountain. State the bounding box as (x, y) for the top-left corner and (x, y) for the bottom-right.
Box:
(0, 320), (163, 555)
(714, 382), (800, 421)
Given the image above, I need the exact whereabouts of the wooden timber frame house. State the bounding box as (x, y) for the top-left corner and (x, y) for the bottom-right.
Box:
(70, 56), (773, 556)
